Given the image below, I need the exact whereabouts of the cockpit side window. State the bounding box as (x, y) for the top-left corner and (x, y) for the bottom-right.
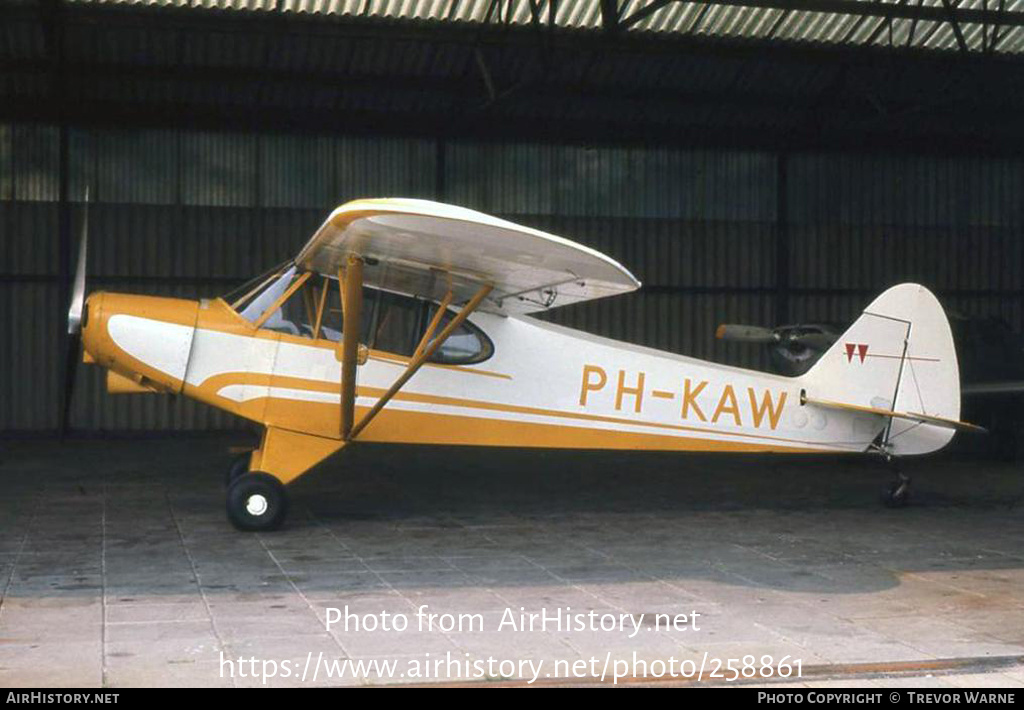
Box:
(310, 278), (343, 342)
(224, 268), (493, 364)
(370, 291), (423, 357)
(259, 274), (375, 342)
(366, 292), (493, 364)
(422, 304), (494, 365)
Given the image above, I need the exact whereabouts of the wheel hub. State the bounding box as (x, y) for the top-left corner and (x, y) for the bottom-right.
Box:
(246, 493), (269, 516)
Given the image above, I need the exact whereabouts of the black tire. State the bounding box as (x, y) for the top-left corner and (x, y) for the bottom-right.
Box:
(883, 481), (910, 508)
(226, 451), (251, 487)
(226, 472), (289, 531)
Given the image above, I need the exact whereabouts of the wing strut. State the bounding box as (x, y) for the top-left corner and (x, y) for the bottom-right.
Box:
(348, 283), (493, 441)
(339, 255), (364, 440)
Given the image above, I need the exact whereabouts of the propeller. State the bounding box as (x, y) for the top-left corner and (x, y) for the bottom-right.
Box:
(60, 189), (89, 438)
(716, 323), (838, 350)
(715, 324), (779, 344)
(780, 331), (836, 351)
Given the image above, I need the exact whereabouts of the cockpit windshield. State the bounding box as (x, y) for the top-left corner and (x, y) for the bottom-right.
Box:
(242, 266), (300, 325)
(222, 261), (294, 319)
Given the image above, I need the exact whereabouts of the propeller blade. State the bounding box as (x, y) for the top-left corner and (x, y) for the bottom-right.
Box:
(67, 188), (88, 336)
(785, 332), (837, 351)
(715, 324), (779, 343)
(61, 189), (89, 438)
(60, 331), (81, 438)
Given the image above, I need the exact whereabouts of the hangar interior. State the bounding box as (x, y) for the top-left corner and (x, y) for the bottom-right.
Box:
(2, 0), (1024, 689)
(4, 0), (1024, 434)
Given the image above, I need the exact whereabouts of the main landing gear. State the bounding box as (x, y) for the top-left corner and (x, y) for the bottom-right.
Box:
(222, 427), (347, 532)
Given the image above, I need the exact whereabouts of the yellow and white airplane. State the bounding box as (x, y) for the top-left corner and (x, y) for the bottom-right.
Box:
(65, 198), (981, 530)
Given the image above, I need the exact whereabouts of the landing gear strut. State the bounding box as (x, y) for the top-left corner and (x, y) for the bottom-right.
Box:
(225, 451), (251, 487)
(223, 426), (347, 531)
(882, 455), (911, 508)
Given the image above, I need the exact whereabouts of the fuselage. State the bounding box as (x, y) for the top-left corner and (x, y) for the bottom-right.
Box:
(81, 289), (883, 454)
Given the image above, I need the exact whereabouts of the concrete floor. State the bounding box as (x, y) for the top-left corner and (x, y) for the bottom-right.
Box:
(1, 437), (1024, 688)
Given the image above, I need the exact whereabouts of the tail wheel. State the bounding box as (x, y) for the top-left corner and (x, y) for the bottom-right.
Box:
(883, 479), (911, 508)
(226, 451), (251, 487)
(226, 472), (288, 531)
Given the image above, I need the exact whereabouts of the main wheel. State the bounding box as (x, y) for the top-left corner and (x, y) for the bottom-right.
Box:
(226, 451), (251, 487)
(226, 472), (289, 531)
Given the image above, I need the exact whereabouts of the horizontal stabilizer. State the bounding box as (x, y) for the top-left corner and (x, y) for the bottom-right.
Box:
(801, 393), (987, 434)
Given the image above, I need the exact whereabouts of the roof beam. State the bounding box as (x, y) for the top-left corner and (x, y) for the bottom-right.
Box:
(622, 0), (672, 29)
(766, 8), (791, 40)
(11, 3), (1024, 69)
(601, 0), (622, 33)
(989, 0), (1008, 52)
(621, 0), (1024, 29)
(26, 2), (1023, 66)
(528, 0), (544, 26)
(907, 0), (923, 48)
(864, 0), (909, 47)
(941, 0), (970, 53)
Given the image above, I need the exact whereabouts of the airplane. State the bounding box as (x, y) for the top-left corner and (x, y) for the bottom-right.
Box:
(64, 198), (983, 531)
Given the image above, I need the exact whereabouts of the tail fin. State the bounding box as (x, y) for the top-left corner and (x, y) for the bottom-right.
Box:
(802, 283), (961, 455)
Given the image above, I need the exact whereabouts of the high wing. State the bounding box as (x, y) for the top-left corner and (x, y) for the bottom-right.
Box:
(295, 198), (641, 315)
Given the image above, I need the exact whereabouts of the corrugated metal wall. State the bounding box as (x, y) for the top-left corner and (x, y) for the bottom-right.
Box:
(787, 154), (1024, 331)
(2, 124), (1022, 433)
